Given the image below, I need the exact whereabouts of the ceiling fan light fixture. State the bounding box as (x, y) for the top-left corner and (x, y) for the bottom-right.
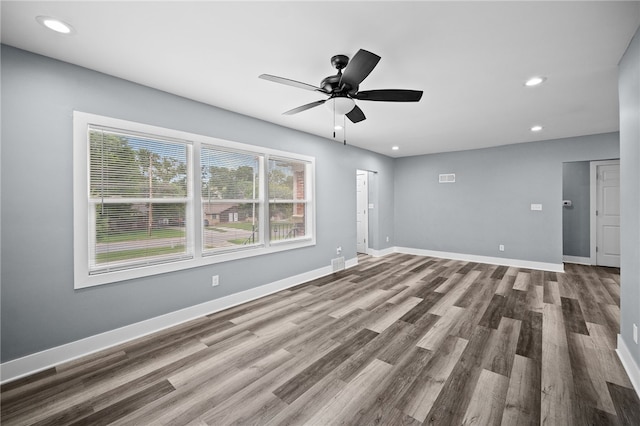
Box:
(525, 76), (546, 87)
(36, 16), (74, 34)
(326, 97), (355, 115)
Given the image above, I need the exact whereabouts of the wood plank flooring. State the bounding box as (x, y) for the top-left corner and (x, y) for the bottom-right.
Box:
(2, 254), (639, 425)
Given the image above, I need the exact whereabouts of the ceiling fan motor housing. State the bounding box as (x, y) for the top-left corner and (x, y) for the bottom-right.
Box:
(321, 54), (358, 94)
(321, 75), (358, 95)
(320, 74), (341, 93)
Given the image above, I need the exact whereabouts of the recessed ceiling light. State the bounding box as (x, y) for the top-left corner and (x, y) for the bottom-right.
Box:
(334, 125), (343, 130)
(392, 146), (399, 151)
(525, 76), (546, 87)
(531, 125), (543, 132)
(36, 16), (74, 34)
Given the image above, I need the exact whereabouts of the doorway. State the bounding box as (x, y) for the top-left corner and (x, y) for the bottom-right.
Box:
(356, 170), (368, 254)
(590, 160), (620, 267)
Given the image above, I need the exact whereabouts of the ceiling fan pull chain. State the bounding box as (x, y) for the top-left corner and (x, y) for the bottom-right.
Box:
(333, 100), (336, 139)
(344, 115), (347, 146)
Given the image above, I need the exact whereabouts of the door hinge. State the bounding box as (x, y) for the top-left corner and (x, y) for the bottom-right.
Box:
(596, 246), (599, 253)
(596, 210), (599, 216)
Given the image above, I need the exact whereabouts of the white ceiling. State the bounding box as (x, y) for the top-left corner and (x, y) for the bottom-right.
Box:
(2, 1), (639, 157)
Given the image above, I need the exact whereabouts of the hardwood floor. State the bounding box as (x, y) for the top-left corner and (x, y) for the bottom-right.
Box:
(2, 254), (639, 425)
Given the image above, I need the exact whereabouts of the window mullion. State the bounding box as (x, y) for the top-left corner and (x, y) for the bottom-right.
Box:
(192, 141), (201, 259)
(262, 155), (269, 248)
(88, 204), (97, 270)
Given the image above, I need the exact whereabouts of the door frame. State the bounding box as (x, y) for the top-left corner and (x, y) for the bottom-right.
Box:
(356, 170), (369, 254)
(589, 159), (620, 265)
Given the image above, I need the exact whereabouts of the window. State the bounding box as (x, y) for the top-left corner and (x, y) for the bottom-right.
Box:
(268, 157), (311, 242)
(88, 127), (192, 275)
(74, 112), (314, 288)
(201, 147), (262, 253)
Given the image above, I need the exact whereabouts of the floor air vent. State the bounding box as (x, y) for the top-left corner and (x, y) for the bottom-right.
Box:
(332, 257), (345, 272)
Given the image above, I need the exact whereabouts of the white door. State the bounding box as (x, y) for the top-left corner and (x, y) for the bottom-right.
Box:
(356, 171), (368, 254)
(596, 163), (620, 267)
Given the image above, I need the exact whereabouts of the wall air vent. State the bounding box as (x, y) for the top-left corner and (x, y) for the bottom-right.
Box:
(439, 173), (456, 183)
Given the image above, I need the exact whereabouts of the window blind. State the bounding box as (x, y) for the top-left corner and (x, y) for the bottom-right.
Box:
(201, 147), (262, 252)
(88, 126), (192, 274)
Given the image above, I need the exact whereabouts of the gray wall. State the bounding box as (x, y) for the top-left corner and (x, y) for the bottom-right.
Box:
(562, 161), (591, 258)
(394, 134), (619, 264)
(619, 25), (640, 368)
(0, 46), (396, 362)
(2, 41), (635, 368)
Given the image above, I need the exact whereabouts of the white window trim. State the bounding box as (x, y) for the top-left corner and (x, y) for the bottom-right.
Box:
(73, 111), (315, 289)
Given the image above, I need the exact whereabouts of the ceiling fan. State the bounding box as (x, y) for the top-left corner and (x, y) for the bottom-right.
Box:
(259, 49), (423, 124)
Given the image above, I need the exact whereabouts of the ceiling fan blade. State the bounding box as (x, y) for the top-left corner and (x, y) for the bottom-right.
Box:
(346, 105), (366, 123)
(353, 89), (423, 102)
(259, 74), (325, 93)
(283, 99), (327, 115)
(340, 49), (381, 90)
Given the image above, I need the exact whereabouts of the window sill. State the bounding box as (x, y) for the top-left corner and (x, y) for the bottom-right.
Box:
(75, 237), (316, 289)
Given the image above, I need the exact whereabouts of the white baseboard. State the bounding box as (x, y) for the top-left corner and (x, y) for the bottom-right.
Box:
(345, 257), (359, 269)
(562, 255), (592, 265)
(617, 334), (640, 398)
(367, 247), (395, 258)
(0, 257), (358, 384)
(394, 247), (564, 273)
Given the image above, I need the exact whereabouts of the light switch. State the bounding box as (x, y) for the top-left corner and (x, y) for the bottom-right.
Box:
(531, 203), (543, 211)
(368, 203), (374, 209)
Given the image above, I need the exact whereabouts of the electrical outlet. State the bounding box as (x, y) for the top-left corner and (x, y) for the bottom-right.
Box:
(499, 244), (505, 252)
(212, 275), (219, 287)
(634, 324), (638, 344)
(336, 246), (342, 255)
